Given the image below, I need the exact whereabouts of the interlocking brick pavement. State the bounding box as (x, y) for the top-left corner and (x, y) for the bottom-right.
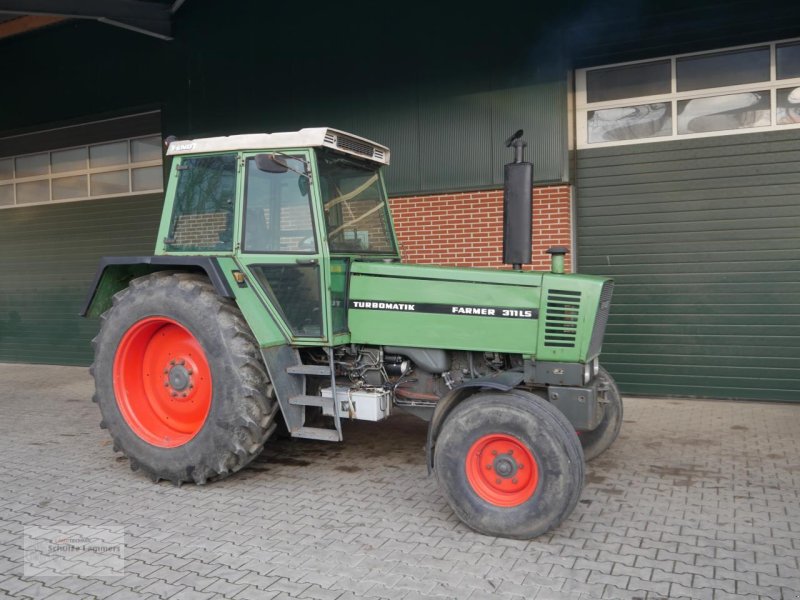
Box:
(0, 364), (798, 600)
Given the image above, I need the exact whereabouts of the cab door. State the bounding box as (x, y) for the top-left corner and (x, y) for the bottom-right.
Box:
(234, 151), (330, 344)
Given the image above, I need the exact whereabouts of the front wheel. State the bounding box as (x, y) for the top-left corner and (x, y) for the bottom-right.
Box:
(579, 366), (623, 461)
(434, 391), (584, 539)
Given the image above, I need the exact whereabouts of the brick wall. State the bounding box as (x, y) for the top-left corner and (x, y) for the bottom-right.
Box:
(389, 185), (572, 272)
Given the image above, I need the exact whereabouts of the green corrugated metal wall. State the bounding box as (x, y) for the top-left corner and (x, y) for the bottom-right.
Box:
(0, 195), (162, 365)
(576, 130), (800, 402)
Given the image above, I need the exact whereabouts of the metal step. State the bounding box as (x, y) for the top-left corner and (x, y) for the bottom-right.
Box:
(286, 364), (332, 376)
(291, 426), (341, 442)
(289, 394), (333, 409)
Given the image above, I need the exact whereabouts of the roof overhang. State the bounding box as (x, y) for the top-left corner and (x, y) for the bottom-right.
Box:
(0, 0), (184, 41)
(166, 128), (391, 165)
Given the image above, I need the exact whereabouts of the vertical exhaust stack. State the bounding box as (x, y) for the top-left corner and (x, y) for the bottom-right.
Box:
(502, 130), (533, 271)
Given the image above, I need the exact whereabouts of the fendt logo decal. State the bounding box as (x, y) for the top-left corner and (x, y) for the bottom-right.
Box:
(349, 300), (538, 319)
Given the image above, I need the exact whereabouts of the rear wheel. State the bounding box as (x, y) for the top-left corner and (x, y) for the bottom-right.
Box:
(434, 391), (584, 539)
(91, 271), (278, 484)
(579, 366), (623, 461)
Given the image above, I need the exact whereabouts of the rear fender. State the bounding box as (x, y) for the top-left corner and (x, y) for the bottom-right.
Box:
(80, 256), (234, 317)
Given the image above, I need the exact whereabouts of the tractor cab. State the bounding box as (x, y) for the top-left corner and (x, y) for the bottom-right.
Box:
(158, 129), (398, 345)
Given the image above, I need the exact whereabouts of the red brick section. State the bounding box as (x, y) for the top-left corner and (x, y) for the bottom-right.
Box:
(389, 185), (573, 273)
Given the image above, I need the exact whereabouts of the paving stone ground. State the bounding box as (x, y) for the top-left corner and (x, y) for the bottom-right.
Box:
(0, 363), (798, 600)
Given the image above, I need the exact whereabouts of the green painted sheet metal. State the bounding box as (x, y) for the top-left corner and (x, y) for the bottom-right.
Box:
(576, 129), (800, 402)
(347, 262), (543, 354)
(0, 195), (163, 366)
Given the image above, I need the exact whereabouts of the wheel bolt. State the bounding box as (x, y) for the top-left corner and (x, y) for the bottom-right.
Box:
(508, 449), (514, 455)
(163, 369), (169, 374)
(512, 478), (518, 484)
(171, 392), (177, 397)
(486, 464), (492, 470)
(187, 370), (193, 375)
(519, 464), (525, 470)
(491, 450), (497, 456)
(495, 478), (502, 484)
(178, 359), (185, 365)
(164, 382), (169, 387)
(169, 360), (175, 366)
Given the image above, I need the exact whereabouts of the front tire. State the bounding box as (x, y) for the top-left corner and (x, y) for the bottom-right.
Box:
(91, 272), (278, 484)
(579, 366), (623, 461)
(434, 391), (584, 539)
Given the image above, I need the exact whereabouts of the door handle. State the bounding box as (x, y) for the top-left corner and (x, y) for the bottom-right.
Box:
(296, 258), (318, 265)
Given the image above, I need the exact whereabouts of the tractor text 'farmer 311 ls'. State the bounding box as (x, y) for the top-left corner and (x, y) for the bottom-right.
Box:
(82, 128), (620, 539)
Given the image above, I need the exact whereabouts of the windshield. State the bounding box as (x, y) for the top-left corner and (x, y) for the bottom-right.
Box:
(316, 149), (397, 254)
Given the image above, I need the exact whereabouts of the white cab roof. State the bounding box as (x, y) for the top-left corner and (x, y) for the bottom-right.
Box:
(165, 127), (390, 165)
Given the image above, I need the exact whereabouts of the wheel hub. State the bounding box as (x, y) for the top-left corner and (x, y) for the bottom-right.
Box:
(493, 453), (519, 478)
(465, 433), (539, 507)
(167, 363), (191, 392)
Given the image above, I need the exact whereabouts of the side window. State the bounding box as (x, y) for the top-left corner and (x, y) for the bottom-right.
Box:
(250, 264), (322, 337)
(166, 154), (236, 251)
(243, 157), (316, 253)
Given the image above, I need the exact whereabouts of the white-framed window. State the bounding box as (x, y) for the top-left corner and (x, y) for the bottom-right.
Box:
(575, 38), (800, 149)
(0, 134), (163, 208)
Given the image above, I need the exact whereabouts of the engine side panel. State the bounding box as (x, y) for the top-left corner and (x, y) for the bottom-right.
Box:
(347, 262), (542, 354)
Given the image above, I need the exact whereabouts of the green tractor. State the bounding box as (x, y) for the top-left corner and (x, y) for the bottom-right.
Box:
(82, 128), (621, 539)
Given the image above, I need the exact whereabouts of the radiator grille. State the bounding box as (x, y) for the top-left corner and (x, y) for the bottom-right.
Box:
(544, 289), (582, 348)
(588, 281), (614, 357)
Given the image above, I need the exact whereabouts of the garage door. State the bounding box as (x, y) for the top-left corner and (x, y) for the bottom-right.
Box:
(576, 129), (800, 402)
(0, 113), (163, 366)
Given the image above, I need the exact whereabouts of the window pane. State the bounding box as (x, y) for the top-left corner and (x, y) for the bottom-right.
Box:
(90, 141), (128, 168)
(0, 159), (12, 181)
(678, 91), (770, 134)
(777, 87), (800, 125)
(90, 170), (129, 196)
(131, 136), (162, 163)
(15, 153), (49, 178)
(587, 103), (672, 144)
(586, 60), (671, 103)
(243, 157), (316, 253)
(250, 264), (322, 337)
(318, 150), (396, 253)
(51, 147), (87, 173)
(52, 175), (88, 200)
(777, 41), (800, 80)
(132, 166), (163, 191)
(16, 180), (49, 204)
(167, 155), (237, 252)
(0, 184), (12, 206)
(677, 47), (769, 92)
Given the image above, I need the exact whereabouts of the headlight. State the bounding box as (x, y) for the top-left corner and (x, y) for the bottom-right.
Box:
(583, 363), (592, 384)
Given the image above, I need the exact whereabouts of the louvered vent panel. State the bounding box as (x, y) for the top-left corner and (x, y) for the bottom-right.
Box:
(544, 289), (582, 348)
(587, 281), (614, 357)
(336, 135), (374, 157)
(324, 132), (337, 145)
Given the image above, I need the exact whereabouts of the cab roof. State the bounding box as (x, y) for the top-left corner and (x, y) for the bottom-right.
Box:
(165, 127), (390, 165)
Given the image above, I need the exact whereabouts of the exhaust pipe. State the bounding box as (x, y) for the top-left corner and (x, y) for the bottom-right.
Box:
(502, 130), (533, 271)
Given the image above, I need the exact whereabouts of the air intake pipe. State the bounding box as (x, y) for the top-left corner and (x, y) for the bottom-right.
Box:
(502, 130), (533, 270)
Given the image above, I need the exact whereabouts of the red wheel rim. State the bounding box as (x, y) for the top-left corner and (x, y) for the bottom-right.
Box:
(113, 317), (212, 448)
(466, 433), (539, 507)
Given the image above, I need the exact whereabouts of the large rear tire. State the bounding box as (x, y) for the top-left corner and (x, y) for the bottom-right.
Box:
(579, 366), (623, 461)
(434, 390), (584, 539)
(91, 271), (278, 485)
